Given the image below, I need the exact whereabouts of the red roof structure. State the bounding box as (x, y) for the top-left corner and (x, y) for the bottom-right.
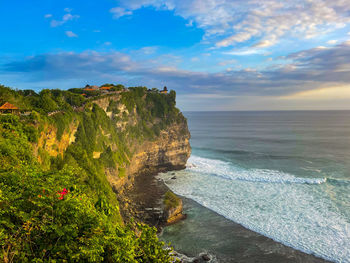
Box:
(83, 88), (98, 91)
(100, 86), (111, 90)
(0, 102), (19, 110)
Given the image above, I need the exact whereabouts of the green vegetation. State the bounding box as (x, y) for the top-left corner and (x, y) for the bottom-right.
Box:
(0, 84), (187, 262)
(164, 191), (181, 210)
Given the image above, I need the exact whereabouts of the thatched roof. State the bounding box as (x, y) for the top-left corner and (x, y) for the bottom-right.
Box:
(0, 102), (19, 110)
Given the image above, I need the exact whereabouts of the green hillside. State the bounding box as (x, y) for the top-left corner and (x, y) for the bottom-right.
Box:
(0, 84), (185, 262)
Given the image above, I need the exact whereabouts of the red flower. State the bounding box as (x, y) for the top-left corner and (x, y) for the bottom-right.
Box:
(58, 188), (69, 200)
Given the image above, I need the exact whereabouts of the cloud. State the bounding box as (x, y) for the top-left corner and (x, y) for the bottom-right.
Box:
(224, 48), (266, 56)
(112, 0), (350, 49)
(49, 9), (79, 27)
(110, 7), (133, 19)
(327, 39), (338, 45)
(139, 46), (158, 54)
(2, 41), (350, 102)
(44, 14), (52, 18)
(65, 31), (78, 38)
(218, 59), (237, 66)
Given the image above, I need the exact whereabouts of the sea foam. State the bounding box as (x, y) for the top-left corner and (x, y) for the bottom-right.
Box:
(188, 155), (327, 185)
(159, 155), (350, 263)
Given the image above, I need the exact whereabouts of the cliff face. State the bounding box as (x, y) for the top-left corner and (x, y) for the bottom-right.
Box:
(35, 90), (191, 195)
(127, 121), (191, 175)
(103, 96), (191, 190)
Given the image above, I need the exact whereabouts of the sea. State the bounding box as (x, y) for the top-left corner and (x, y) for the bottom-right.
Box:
(158, 111), (350, 263)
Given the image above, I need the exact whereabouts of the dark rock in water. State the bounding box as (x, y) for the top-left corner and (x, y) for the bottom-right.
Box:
(201, 254), (210, 261)
(192, 259), (200, 263)
(171, 176), (177, 180)
(171, 172), (176, 175)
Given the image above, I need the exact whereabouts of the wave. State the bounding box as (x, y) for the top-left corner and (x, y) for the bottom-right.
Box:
(193, 147), (328, 162)
(187, 155), (327, 185)
(160, 155), (350, 263)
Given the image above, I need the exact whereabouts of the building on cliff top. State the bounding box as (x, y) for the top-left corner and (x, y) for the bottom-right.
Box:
(84, 84), (99, 90)
(99, 86), (112, 93)
(0, 102), (19, 114)
(160, 86), (168, 94)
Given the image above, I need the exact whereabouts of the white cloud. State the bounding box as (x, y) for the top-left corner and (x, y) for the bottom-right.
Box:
(44, 14), (52, 18)
(65, 31), (78, 38)
(139, 46), (158, 54)
(110, 7), (133, 19)
(224, 48), (265, 56)
(327, 40), (338, 45)
(49, 9), (79, 27)
(104, 42), (112, 46)
(113, 0), (350, 49)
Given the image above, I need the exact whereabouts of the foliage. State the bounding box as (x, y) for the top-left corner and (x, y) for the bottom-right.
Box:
(0, 84), (187, 262)
(0, 110), (174, 262)
(164, 191), (181, 210)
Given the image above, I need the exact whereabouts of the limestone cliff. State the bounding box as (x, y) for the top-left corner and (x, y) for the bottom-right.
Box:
(33, 89), (191, 222)
(108, 121), (191, 190)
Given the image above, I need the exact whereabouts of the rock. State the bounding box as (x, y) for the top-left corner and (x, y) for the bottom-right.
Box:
(171, 176), (177, 180)
(201, 254), (210, 261)
(163, 191), (186, 225)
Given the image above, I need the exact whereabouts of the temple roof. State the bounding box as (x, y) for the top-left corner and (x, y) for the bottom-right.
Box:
(0, 102), (19, 110)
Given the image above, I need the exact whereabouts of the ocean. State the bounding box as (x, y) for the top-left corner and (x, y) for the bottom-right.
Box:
(159, 111), (350, 263)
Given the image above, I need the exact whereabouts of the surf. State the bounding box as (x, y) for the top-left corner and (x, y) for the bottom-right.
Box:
(160, 155), (350, 263)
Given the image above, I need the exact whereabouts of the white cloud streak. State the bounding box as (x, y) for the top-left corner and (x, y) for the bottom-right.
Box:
(112, 0), (350, 49)
(65, 31), (78, 38)
(49, 9), (80, 27)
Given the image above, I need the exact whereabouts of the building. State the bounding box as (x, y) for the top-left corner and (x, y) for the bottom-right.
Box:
(99, 86), (112, 93)
(83, 85), (100, 92)
(83, 88), (98, 92)
(160, 86), (168, 94)
(0, 102), (19, 114)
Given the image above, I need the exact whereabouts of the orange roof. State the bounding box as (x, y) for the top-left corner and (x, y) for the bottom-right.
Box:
(83, 88), (98, 91)
(0, 102), (19, 110)
(100, 86), (111, 90)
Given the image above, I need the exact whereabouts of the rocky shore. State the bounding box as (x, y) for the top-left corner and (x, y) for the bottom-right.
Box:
(116, 171), (185, 231)
(116, 171), (217, 263)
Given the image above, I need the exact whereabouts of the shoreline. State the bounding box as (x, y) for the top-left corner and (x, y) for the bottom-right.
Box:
(117, 171), (331, 263)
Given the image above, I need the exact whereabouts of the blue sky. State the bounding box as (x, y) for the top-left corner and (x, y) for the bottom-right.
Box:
(1, 0), (350, 110)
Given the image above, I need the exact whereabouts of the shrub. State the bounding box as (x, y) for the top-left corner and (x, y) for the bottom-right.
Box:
(164, 191), (180, 210)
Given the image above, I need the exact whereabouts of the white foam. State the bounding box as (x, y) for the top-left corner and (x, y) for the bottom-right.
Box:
(159, 155), (350, 263)
(187, 156), (327, 185)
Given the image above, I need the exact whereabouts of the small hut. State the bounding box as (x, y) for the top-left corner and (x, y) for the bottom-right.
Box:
(160, 86), (168, 94)
(0, 102), (19, 114)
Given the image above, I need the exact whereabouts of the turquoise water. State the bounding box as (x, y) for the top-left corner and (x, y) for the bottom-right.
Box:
(159, 111), (350, 263)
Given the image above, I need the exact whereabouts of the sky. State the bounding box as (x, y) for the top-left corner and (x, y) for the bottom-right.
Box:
(1, 0), (350, 111)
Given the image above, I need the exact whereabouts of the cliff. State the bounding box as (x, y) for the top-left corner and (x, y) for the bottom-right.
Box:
(0, 84), (190, 262)
(1, 86), (191, 219)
